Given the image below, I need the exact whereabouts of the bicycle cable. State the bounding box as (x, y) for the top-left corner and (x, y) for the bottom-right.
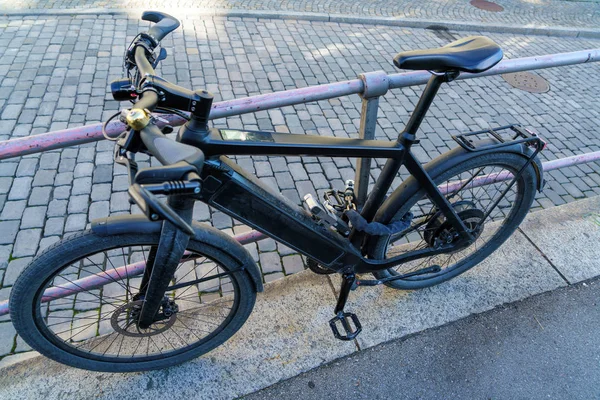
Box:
(154, 107), (191, 121)
(102, 110), (126, 141)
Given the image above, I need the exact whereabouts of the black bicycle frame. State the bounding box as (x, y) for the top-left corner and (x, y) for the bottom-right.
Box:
(182, 73), (474, 274)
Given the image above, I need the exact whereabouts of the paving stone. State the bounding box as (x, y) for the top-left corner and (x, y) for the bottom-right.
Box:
(0, 178), (12, 196)
(193, 202), (211, 221)
(28, 186), (52, 206)
(258, 238), (277, 252)
(72, 177), (92, 195)
(0, 201), (27, 220)
(288, 163), (309, 181)
(58, 158), (76, 173)
(14, 335), (31, 353)
(282, 254), (305, 275)
(12, 229), (42, 257)
(0, 322), (16, 356)
(32, 170), (56, 187)
(255, 162), (273, 177)
(39, 153), (60, 170)
(0, 163), (17, 178)
(20, 206), (47, 229)
(44, 217), (64, 236)
(47, 199), (67, 217)
(259, 251), (283, 274)
(73, 163), (94, 178)
(54, 172), (73, 187)
(3, 257), (32, 287)
(91, 184), (111, 201)
(93, 165), (113, 184)
(7, 177), (32, 200)
(212, 212), (233, 229)
(38, 236), (60, 252)
(68, 195), (89, 214)
(110, 192), (130, 212)
(88, 201), (109, 220)
(0, 221), (20, 245)
(274, 172), (295, 190)
(64, 214), (87, 232)
(263, 272), (285, 283)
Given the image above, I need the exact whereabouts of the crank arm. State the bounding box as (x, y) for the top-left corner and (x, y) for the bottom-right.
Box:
(355, 265), (442, 287)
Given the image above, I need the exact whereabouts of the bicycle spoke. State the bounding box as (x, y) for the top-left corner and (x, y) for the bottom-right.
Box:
(385, 163), (521, 280)
(33, 239), (243, 362)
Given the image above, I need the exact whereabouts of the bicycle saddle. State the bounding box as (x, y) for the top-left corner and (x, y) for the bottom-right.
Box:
(393, 36), (503, 73)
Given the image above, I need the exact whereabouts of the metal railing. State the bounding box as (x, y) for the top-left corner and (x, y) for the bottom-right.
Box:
(0, 48), (599, 316)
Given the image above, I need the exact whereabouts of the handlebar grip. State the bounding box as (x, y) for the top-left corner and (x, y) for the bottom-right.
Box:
(139, 122), (204, 170)
(142, 11), (180, 43)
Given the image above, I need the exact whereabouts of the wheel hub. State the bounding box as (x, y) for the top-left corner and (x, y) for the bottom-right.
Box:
(424, 202), (485, 248)
(110, 299), (178, 337)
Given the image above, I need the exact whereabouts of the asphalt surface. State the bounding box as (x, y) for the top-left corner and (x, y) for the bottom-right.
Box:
(244, 278), (600, 400)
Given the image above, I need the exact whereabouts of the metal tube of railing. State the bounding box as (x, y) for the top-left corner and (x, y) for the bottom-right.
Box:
(387, 49), (600, 89)
(1, 49), (599, 161)
(0, 80), (364, 160)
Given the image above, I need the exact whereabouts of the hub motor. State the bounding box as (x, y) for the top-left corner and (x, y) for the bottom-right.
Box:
(424, 201), (485, 248)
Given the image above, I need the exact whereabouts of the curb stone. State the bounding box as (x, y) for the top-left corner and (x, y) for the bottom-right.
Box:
(1, 8), (600, 39)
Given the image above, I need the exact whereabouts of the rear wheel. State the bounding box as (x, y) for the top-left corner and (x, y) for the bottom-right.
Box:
(370, 152), (538, 289)
(10, 231), (256, 372)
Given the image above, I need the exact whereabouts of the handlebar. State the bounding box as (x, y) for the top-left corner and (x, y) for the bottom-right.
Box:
(142, 11), (181, 43)
(126, 14), (205, 170)
(135, 46), (156, 80)
(115, 11), (206, 233)
(138, 122), (204, 169)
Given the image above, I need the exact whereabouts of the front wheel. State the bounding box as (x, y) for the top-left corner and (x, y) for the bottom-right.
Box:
(369, 151), (539, 290)
(10, 231), (257, 372)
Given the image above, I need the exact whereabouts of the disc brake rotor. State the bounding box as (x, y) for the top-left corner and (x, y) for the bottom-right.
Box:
(110, 300), (177, 338)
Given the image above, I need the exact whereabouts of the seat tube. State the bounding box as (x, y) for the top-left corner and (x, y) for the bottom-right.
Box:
(357, 74), (447, 225)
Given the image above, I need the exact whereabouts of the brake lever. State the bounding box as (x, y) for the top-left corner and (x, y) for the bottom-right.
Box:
(152, 48), (167, 68)
(114, 145), (138, 186)
(128, 183), (195, 235)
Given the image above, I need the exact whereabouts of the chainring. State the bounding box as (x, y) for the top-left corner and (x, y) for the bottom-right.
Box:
(307, 258), (336, 275)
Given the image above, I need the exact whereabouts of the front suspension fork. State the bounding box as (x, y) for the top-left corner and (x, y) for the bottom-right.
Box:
(137, 196), (194, 329)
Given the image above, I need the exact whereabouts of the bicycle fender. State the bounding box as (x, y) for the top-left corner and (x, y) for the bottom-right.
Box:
(91, 214), (263, 292)
(373, 139), (543, 226)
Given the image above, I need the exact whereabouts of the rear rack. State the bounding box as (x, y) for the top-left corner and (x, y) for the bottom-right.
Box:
(452, 124), (545, 152)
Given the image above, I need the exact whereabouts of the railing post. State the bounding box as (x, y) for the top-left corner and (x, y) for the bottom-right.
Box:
(355, 71), (389, 206)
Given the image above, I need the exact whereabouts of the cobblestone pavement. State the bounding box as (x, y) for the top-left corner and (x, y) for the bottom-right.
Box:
(1, 0), (600, 30)
(0, 14), (599, 363)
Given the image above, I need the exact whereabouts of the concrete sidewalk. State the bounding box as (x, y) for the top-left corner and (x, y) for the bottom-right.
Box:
(246, 278), (600, 400)
(0, 196), (598, 399)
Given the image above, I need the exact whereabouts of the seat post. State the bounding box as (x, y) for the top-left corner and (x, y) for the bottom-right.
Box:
(399, 71), (458, 147)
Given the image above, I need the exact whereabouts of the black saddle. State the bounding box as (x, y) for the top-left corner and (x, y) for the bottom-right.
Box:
(393, 36), (503, 74)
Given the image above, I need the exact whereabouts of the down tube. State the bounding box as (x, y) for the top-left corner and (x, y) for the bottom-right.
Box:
(202, 157), (360, 268)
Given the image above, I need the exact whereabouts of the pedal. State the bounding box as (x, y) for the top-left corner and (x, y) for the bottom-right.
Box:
(329, 312), (362, 341)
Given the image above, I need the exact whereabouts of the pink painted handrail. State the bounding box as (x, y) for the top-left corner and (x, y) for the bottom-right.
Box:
(0, 79), (363, 160)
(0, 229), (267, 317)
(1, 49), (599, 161)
